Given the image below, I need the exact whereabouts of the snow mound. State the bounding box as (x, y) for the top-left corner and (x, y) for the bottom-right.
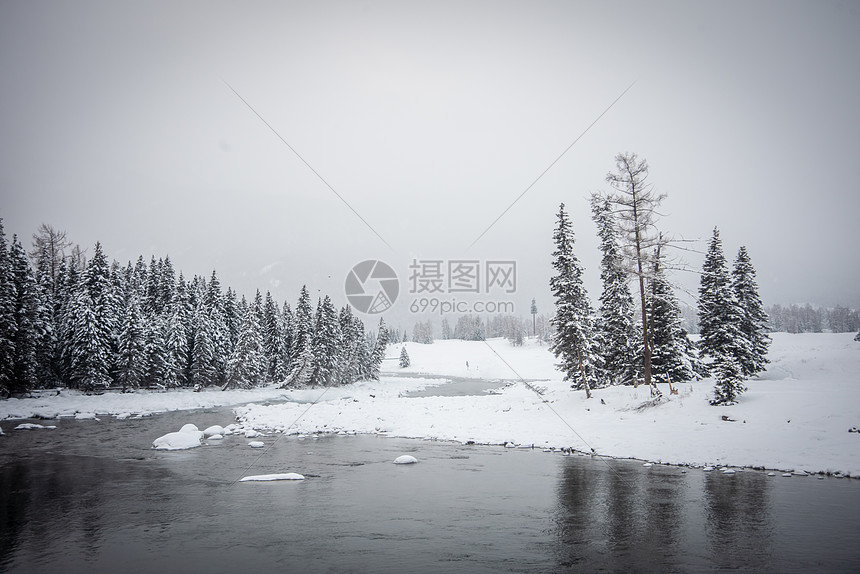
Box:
(643, 463), (653, 467)
(702, 466), (715, 472)
(207, 434), (224, 440)
(248, 441), (265, 448)
(15, 423), (56, 430)
(75, 412), (99, 421)
(203, 425), (225, 437)
(722, 469), (736, 474)
(239, 473), (305, 482)
(152, 424), (204, 450)
(394, 455), (418, 464)
(245, 430), (262, 438)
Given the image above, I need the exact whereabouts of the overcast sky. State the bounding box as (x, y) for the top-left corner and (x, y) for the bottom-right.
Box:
(1, 0), (858, 328)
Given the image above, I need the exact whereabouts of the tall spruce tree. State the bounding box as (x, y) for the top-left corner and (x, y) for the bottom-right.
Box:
(310, 295), (340, 386)
(698, 228), (749, 404)
(67, 242), (115, 392)
(262, 292), (283, 384)
(549, 203), (597, 395)
(369, 318), (389, 380)
(117, 294), (146, 391)
(226, 291), (266, 389)
(0, 221), (14, 394)
(591, 195), (638, 386)
(732, 246), (770, 377)
(9, 237), (40, 392)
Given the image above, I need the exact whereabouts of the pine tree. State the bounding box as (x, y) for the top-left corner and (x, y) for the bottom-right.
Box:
(591, 196), (638, 386)
(226, 292), (265, 389)
(710, 353), (746, 405)
(646, 247), (703, 385)
(368, 318), (389, 380)
(67, 242), (115, 392)
(292, 286), (314, 361)
(310, 295), (340, 386)
(117, 295), (146, 391)
(261, 292), (283, 384)
(399, 346), (410, 368)
(698, 228), (749, 404)
(190, 296), (216, 387)
(732, 246), (770, 377)
(549, 203), (597, 395)
(33, 246), (58, 387)
(142, 314), (169, 389)
(9, 236), (40, 392)
(0, 221), (18, 394)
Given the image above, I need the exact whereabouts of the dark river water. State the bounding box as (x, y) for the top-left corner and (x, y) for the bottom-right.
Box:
(1, 406), (858, 573)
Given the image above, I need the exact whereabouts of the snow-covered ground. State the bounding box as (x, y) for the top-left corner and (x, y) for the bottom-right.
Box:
(0, 376), (442, 421)
(236, 333), (860, 477)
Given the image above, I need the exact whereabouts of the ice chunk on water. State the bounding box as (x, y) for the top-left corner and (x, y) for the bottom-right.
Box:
(248, 441), (265, 448)
(153, 430), (204, 450)
(240, 473), (305, 481)
(394, 455), (418, 464)
(15, 423), (57, 430)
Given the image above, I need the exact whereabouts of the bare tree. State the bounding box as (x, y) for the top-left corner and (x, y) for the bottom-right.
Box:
(29, 223), (71, 292)
(603, 152), (666, 393)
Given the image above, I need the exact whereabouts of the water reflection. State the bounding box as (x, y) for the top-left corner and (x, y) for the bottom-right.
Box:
(554, 459), (687, 571)
(703, 470), (773, 570)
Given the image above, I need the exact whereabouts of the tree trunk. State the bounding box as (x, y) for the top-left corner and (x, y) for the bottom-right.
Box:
(577, 349), (592, 399)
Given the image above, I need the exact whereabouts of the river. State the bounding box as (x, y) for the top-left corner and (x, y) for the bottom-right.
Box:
(1, 401), (858, 573)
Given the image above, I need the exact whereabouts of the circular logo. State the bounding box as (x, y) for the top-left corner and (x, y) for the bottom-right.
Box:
(345, 260), (399, 314)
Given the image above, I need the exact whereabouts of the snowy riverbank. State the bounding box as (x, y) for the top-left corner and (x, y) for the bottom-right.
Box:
(2, 333), (858, 477)
(236, 333), (860, 477)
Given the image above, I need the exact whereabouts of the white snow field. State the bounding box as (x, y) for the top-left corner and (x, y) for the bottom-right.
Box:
(0, 377), (440, 421)
(236, 333), (860, 477)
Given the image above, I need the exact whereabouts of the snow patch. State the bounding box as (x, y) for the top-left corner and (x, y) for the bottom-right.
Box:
(15, 423), (56, 430)
(248, 441), (265, 448)
(393, 455), (418, 464)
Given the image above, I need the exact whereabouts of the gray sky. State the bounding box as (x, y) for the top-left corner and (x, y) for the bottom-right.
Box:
(2, 0), (858, 327)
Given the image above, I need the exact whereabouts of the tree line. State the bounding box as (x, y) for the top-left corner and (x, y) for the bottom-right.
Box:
(0, 219), (388, 396)
(550, 152), (770, 405)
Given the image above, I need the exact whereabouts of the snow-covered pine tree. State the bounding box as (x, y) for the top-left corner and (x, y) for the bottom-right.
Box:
(698, 228), (749, 404)
(117, 294), (146, 391)
(0, 221), (17, 395)
(591, 195), (638, 386)
(225, 291), (265, 389)
(279, 301), (294, 380)
(310, 295), (340, 386)
(9, 236), (40, 392)
(261, 291), (283, 384)
(223, 287), (241, 352)
(67, 242), (115, 392)
(190, 296), (216, 387)
(549, 203), (598, 395)
(292, 285), (314, 360)
(441, 318), (451, 340)
(732, 246), (770, 377)
(368, 318), (389, 380)
(142, 313), (169, 389)
(710, 352), (746, 405)
(399, 346), (410, 368)
(33, 246), (58, 387)
(165, 295), (189, 388)
(646, 246), (703, 385)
